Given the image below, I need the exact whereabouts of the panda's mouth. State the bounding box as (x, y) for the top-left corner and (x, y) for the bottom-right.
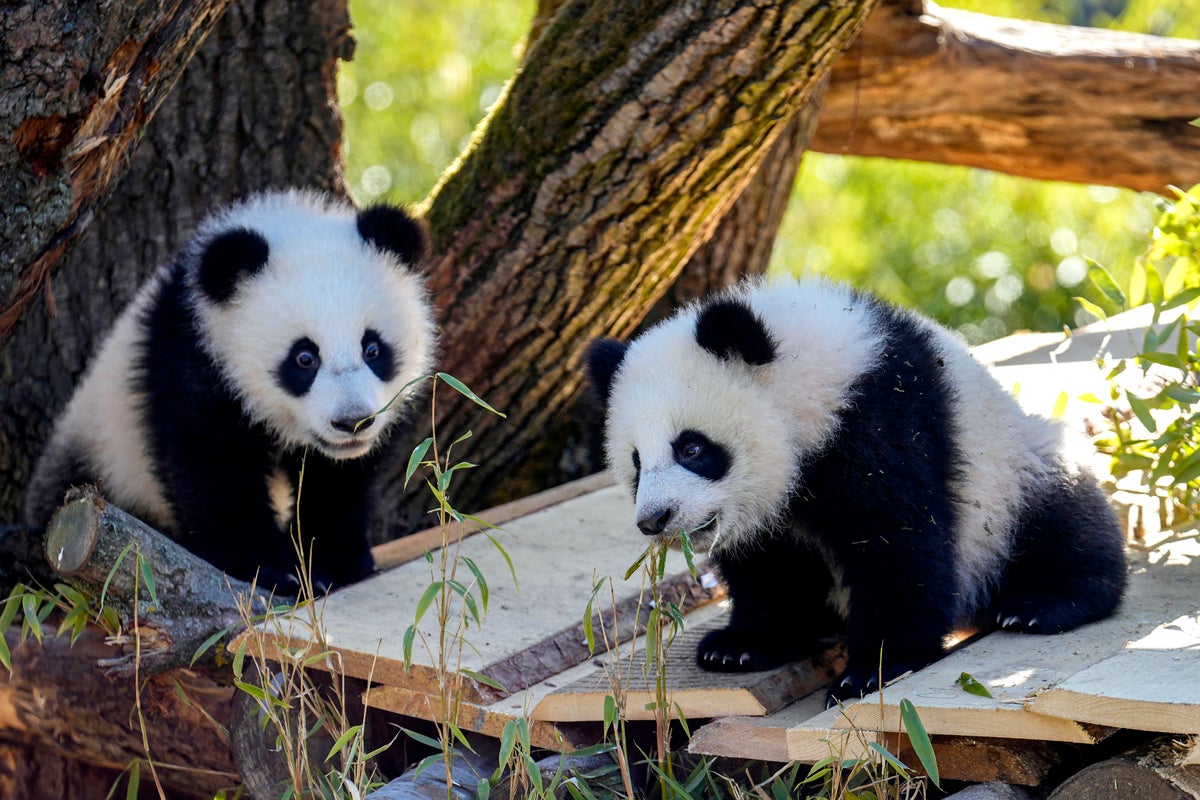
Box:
(316, 436), (375, 459)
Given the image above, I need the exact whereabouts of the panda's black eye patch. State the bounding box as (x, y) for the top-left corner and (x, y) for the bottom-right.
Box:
(672, 430), (730, 480)
(362, 329), (396, 382)
(631, 450), (641, 499)
(277, 338), (321, 397)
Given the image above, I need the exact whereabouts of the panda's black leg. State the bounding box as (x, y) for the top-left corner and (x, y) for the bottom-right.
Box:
(826, 521), (959, 707)
(991, 468), (1127, 634)
(292, 453), (377, 591)
(698, 533), (841, 672)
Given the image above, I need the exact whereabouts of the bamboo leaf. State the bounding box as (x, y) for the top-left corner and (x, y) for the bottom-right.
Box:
(1087, 259), (1126, 307)
(437, 372), (506, 417)
(623, 546), (651, 580)
(405, 437), (434, 489)
(461, 556), (489, 613)
(1074, 295), (1108, 322)
(1127, 392), (1158, 433)
(413, 581), (443, 626)
(325, 725), (363, 763)
(900, 698), (939, 788)
(462, 668), (507, 692)
(137, 552), (157, 605)
(954, 672), (994, 698)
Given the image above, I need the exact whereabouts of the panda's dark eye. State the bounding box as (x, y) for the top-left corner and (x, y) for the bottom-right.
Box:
(672, 430), (730, 481)
(364, 341), (381, 360)
(295, 349), (319, 370)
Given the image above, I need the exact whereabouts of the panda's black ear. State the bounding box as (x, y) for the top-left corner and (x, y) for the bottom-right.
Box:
(585, 338), (628, 406)
(197, 228), (270, 304)
(357, 205), (427, 266)
(694, 298), (777, 365)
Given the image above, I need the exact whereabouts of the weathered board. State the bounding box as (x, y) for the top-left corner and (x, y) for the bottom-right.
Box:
(234, 476), (721, 705)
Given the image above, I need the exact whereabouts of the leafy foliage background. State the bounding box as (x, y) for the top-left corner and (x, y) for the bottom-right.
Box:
(341, 0), (1199, 342)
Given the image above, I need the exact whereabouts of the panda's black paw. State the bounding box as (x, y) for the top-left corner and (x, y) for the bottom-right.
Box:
(824, 660), (927, 708)
(994, 595), (1075, 634)
(255, 565), (303, 598)
(825, 669), (878, 708)
(696, 628), (791, 672)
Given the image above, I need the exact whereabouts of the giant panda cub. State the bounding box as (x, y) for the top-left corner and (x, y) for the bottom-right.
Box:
(587, 277), (1128, 704)
(23, 190), (436, 593)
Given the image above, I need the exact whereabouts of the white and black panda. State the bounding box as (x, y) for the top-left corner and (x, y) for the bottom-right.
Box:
(23, 189), (436, 593)
(587, 276), (1128, 703)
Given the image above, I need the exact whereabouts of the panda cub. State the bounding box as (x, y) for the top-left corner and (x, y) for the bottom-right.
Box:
(24, 190), (436, 593)
(587, 277), (1127, 703)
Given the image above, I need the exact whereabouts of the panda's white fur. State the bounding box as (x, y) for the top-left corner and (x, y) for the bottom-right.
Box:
(187, 192), (434, 459)
(24, 190), (435, 591)
(588, 276), (1127, 701)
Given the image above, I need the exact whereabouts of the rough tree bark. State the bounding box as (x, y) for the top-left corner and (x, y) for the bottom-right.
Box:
(0, 0), (233, 346)
(0, 0), (352, 526)
(812, 1), (1200, 193)
(391, 0), (878, 527)
(1, 0), (352, 796)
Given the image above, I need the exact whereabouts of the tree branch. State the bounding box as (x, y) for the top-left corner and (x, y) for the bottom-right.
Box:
(813, 0), (1200, 193)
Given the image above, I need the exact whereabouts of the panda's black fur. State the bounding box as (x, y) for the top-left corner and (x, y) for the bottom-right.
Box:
(587, 277), (1127, 703)
(23, 190), (437, 593)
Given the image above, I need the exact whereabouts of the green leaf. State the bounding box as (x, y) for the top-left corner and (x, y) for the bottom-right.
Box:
(325, 724), (363, 762)
(1163, 286), (1200, 311)
(1074, 295), (1108, 322)
(899, 698), (939, 788)
(623, 545), (651, 580)
(137, 552), (157, 605)
(867, 741), (910, 775)
(437, 372), (506, 417)
(483, 532), (518, 591)
(954, 672), (994, 698)
(462, 668), (507, 692)
(602, 694), (618, 735)
(404, 437), (434, 489)
(100, 542), (136, 616)
(190, 624), (237, 666)
(125, 760), (140, 800)
(1087, 260), (1126, 308)
(679, 530), (696, 577)
(21, 594), (42, 644)
(402, 624), (417, 670)
(1051, 391), (1068, 420)
(461, 556), (489, 613)
(413, 581), (443, 626)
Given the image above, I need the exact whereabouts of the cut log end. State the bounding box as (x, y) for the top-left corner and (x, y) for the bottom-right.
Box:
(44, 487), (103, 576)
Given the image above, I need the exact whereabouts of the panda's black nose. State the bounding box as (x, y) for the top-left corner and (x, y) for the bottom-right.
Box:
(637, 507), (673, 536)
(332, 416), (374, 434)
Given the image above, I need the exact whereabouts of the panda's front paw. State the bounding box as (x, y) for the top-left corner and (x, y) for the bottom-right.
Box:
(825, 668), (879, 708)
(696, 627), (789, 672)
(255, 565), (303, 597)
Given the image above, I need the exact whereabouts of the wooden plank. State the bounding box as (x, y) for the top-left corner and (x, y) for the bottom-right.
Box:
(826, 533), (1200, 744)
(233, 481), (718, 707)
(1029, 610), (1200, 733)
(691, 697), (1065, 785)
(370, 472), (614, 570)
(532, 605), (845, 722)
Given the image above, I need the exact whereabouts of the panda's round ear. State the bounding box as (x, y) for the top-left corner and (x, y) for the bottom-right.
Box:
(357, 205), (427, 267)
(585, 338), (629, 406)
(197, 228), (270, 304)
(694, 298), (777, 365)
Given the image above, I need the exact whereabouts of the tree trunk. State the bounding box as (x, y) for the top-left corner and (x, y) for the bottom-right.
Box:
(387, 0), (878, 529)
(0, 0), (234, 347)
(812, 2), (1200, 194)
(0, 0), (351, 526)
(0, 0), (352, 793)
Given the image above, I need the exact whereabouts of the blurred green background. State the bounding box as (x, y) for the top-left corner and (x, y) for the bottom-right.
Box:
(340, 0), (1199, 343)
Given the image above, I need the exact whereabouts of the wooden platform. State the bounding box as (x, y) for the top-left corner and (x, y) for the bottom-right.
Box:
(236, 307), (1200, 782)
